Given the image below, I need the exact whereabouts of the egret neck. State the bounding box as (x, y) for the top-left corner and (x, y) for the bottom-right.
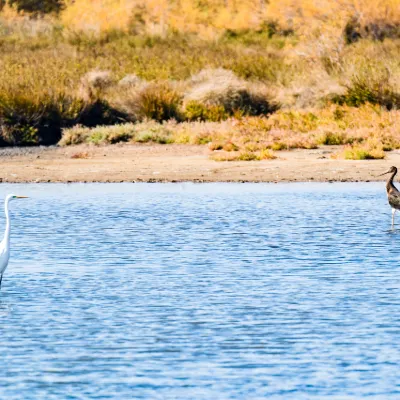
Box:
(3, 196), (11, 248)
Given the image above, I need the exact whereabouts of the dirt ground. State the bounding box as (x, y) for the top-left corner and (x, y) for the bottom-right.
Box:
(0, 143), (398, 183)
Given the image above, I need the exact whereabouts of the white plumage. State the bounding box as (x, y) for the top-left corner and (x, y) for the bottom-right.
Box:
(0, 194), (28, 289)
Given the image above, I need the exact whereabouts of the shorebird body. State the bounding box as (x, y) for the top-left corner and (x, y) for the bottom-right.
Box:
(378, 166), (400, 229)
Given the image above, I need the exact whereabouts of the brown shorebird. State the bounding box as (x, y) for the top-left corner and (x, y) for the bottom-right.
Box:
(377, 166), (400, 229)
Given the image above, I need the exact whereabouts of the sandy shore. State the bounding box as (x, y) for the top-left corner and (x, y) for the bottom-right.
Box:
(0, 144), (397, 183)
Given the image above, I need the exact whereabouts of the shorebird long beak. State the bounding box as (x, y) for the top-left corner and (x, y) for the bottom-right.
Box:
(16, 196), (28, 199)
(376, 170), (391, 177)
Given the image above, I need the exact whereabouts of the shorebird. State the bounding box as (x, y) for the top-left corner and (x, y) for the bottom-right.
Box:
(377, 166), (400, 229)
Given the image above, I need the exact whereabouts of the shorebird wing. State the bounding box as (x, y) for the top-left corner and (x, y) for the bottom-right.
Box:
(389, 191), (400, 209)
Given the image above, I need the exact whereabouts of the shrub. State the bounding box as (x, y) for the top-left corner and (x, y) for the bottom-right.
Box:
(210, 150), (275, 162)
(118, 74), (143, 89)
(0, 90), (85, 145)
(318, 131), (347, 146)
(71, 151), (89, 159)
(184, 101), (228, 122)
(80, 70), (115, 101)
(342, 141), (385, 160)
(259, 149), (277, 160)
(221, 20), (293, 45)
(184, 68), (276, 118)
(9, 0), (65, 15)
(61, 123), (136, 146)
(116, 82), (182, 122)
(223, 141), (239, 152)
(344, 17), (400, 43)
(332, 66), (400, 109)
(61, 121), (175, 146)
(0, 85), (126, 146)
(208, 142), (224, 151)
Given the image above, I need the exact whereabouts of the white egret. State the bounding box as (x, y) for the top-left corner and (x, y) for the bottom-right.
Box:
(0, 194), (28, 289)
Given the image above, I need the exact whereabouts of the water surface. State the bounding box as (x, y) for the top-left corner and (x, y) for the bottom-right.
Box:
(0, 182), (399, 399)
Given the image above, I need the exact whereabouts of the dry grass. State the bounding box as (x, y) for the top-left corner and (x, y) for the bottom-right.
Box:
(61, 104), (400, 160)
(339, 141), (386, 160)
(183, 69), (276, 119)
(71, 151), (90, 159)
(1, 1), (400, 147)
(61, 0), (400, 42)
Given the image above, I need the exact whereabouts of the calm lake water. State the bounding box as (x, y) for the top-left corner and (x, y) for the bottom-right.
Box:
(0, 182), (399, 399)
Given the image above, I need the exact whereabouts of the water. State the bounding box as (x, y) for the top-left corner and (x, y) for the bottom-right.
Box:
(0, 182), (399, 399)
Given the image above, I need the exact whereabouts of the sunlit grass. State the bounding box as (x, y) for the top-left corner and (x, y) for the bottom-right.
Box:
(2, 1), (400, 146)
(61, 104), (400, 161)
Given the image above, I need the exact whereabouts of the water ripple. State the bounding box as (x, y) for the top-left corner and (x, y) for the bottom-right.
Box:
(0, 183), (397, 399)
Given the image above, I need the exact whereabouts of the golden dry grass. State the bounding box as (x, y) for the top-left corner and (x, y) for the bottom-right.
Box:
(1, 0), (400, 149)
(60, 105), (400, 160)
(61, 0), (400, 40)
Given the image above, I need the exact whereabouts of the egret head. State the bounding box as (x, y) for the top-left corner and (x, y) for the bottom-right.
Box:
(6, 194), (29, 201)
(377, 166), (397, 176)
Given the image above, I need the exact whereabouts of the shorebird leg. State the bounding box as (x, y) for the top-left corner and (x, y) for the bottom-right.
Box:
(392, 209), (396, 230)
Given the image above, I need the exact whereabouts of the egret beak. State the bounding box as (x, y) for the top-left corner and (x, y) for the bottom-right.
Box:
(16, 196), (28, 198)
(376, 170), (392, 177)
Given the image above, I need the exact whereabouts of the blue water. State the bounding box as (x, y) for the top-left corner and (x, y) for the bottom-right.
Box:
(0, 182), (399, 399)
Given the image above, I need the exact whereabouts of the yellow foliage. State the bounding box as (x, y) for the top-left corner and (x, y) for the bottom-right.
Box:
(60, 0), (400, 36)
(62, 0), (268, 34)
(62, 0), (137, 32)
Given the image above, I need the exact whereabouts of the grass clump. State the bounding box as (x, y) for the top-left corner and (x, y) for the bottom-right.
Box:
(318, 131), (348, 145)
(114, 82), (182, 122)
(341, 141), (385, 160)
(210, 149), (276, 162)
(332, 65), (400, 110)
(183, 69), (277, 120)
(0, 90), (86, 145)
(184, 101), (228, 122)
(61, 121), (174, 146)
(61, 105), (400, 160)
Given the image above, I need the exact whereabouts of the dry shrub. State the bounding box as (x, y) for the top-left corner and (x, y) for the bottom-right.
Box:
(210, 149), (276, 161)
(60, 105), (400, 161)
(339, 140), (386, 160)
(61, 121), (174, 145)
(71, 151), (89, 159)
(276, 65), (345, 109)
(208, 141), (224, 151)
(0, 88), (91, 145)
(223, 141), (239, 152)
(183, 68), (277, 119)
(259, 149), (277, 160)
(210, 151), (257, 162)
(114, 82), (182, 122)
(332, 64), (400, 109)
(118, 74), (144, 89)
(79, 70), (115, 100)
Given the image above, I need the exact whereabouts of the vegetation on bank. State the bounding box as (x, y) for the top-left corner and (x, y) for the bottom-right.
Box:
(61, 105), (400, 160)
(0, 0), (399, 161)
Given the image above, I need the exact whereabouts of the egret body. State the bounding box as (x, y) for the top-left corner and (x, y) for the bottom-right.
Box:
(0, 194), (28, 289)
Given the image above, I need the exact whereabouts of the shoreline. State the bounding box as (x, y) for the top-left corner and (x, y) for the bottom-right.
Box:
(0, 144), (396, 184)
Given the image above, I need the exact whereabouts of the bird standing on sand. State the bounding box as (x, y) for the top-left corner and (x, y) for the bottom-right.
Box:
(377, 166), (400, 229)
(0, 194), (28, 289)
